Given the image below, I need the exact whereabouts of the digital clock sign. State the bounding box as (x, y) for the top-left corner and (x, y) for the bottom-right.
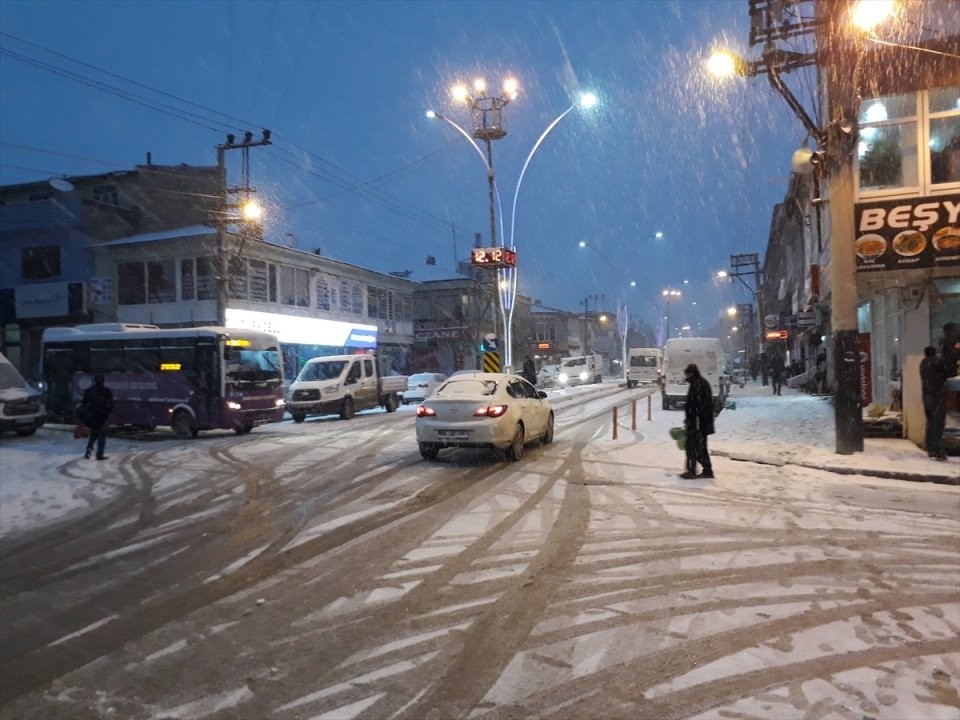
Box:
(471, 247), (517, 268)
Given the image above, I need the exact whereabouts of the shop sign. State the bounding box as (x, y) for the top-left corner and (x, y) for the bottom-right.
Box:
(854, 196), (960, 272)
(414, 327), (465, 341)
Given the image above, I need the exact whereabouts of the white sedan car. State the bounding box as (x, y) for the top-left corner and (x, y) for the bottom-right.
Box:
(402, 372), (448, 405)
(415, 371), (554, 461)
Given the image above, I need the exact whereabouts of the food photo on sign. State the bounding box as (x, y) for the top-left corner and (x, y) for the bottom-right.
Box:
(854, 196), (960, 272)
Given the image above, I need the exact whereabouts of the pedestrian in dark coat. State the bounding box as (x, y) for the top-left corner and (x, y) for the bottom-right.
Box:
(522, 356), (537, 386)
(920, 346), (949, 461)
(770, 353), (785, 396)
(681, 363), (714, 479)
(79, 374), (114, 460)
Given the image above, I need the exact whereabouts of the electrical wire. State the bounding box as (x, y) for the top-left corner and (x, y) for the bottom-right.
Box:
(0, 30), (475, 244)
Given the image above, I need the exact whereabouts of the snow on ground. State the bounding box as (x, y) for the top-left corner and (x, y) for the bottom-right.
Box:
(0, 380), (955, 540)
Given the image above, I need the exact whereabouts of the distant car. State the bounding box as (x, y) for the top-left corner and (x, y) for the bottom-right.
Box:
(415, 371), (554, 461)
(402, 372), (448, 405)
(537, 364), (560, 387)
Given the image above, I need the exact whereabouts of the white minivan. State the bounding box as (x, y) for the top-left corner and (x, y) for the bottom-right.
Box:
(661, 337), (729, 412)
(627, 347), (662, 388)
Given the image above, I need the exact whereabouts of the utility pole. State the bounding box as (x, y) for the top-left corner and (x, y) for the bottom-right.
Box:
(216, 130), (271, 326)
(729, 253), (762, 369)
(582, 294), (603, 354)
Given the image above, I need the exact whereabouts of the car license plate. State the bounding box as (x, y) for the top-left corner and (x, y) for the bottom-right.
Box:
(438, 430), (470, 440)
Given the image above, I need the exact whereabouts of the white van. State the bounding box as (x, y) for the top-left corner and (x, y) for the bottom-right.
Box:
(661, 337), (729, 412)
(0, 352), (46, 436)
(556, 354), (603, 387)
(627, 347), (662, 388)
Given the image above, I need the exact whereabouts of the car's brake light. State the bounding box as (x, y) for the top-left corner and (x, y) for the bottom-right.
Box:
(416, 405), (436, 417)
(474, 404), (508, 418)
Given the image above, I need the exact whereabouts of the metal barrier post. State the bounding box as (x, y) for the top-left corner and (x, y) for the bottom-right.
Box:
(612, 405), (618, 440)
(631, 399), (637, 431)
(647, 394), (652, 421)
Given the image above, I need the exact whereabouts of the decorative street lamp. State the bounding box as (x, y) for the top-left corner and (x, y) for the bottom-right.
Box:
(429, 86), (598, 371)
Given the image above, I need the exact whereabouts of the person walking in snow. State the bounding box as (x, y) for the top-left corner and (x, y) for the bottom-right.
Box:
(770, 352), (785, 396)
(79, 374), (114, 461)
(681, 363), (714, 479)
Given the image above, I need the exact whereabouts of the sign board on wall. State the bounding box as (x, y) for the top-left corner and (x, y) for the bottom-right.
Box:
(858, 332), (872, 407)
(854, 196), (960, 272)
(225, 308), (377, 349)
(15, 281), (86, 319)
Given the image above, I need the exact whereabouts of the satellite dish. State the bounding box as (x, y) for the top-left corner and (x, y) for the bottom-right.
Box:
(48, 177), (75, 192)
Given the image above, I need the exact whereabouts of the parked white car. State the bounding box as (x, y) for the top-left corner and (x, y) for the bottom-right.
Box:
(415, 371), (554, 461)
(537, 364), (560, 387)
(402, 372), (447, 405)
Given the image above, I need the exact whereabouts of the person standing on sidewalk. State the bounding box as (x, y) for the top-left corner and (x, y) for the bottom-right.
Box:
(80, 374), (114, 460)
(681, 363), (715, 479)
(919, 346), (949, 461)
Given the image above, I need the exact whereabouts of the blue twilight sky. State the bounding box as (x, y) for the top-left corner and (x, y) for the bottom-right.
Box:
(0, 0), (817, 334)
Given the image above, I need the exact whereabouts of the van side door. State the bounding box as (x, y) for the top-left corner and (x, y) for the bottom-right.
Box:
(357, 356), (378, 410)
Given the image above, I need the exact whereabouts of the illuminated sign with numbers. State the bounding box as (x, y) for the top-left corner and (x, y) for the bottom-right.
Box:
(471, 247), (517, 268)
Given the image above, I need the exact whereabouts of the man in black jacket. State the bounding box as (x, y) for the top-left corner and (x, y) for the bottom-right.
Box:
(681, 363), (715, 479)
(80, 374), (114, 460)
(920, 346), (949, 461)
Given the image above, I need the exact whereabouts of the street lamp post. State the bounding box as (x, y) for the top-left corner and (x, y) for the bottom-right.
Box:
(662, 288), (681, 340)
(708, 3), (871, 454)
(430, 87), (597, 371)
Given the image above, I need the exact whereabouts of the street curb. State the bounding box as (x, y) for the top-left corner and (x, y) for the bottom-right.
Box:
(715, 449), (959, 486)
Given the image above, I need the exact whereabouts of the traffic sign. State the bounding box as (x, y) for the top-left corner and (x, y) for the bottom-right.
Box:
(795, 311), (816, 327)
(483, 351), (502, 373)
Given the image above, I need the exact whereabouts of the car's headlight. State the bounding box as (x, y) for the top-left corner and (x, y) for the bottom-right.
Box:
(275, 398), (285, 407)
(323, 384), (340, 394)
(227, 401), (242, 410)
(579, 371), (589, 381)
(558, 373), (569, 383)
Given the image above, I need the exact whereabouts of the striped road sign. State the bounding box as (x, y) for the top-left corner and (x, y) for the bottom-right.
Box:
(483, 351), (502, 373)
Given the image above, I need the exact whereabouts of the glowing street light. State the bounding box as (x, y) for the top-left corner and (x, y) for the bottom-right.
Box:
(241, 198), (263, 221)
(850, 0), (895, 31)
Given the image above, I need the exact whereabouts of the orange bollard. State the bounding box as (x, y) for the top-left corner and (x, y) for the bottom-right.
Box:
(612, 405), (618, 440)
(631, 399), (637, 431)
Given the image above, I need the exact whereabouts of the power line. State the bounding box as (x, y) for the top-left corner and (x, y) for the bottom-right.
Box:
(0, 31), (474, 242)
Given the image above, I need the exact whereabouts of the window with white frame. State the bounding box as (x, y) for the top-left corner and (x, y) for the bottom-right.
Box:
(857, 85), (959, 197)
(118, 259), (177, 305)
